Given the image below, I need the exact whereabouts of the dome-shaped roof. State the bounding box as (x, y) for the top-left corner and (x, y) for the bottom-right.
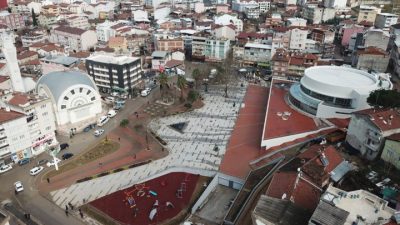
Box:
(36, 71), (96, 102)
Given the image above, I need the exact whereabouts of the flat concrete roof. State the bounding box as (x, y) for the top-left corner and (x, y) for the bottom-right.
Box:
(87, 54), (140, 65)
(304, 66), (377, 88)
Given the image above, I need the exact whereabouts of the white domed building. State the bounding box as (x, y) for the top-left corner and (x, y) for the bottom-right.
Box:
(288, 66), (392, 118)
(36, 71), (102, 126)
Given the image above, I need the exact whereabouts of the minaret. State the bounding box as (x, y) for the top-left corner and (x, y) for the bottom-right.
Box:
(2, 32), (25, 93)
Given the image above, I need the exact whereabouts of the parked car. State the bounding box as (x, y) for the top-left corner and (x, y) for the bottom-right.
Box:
(0, 164), (12, 174)
(111, 92), (119, 97)
(46, 158), (61, 167)
(37, 159), (48, 166)
(29, 166), (44, 176)
(97, 116), (109, 127)
(141, 88), (151, 97)
(60, 143), (69, 151)
(105, 96), (115, 103)
(62, 153), (74, 160)
(107, 109), (117, 118)
(18, 158), (30, 166)
(14, 181), (23, 192)
(83, 123), (96, 132)
(94, 129), (105, 137)
(376, 178), (391, 188)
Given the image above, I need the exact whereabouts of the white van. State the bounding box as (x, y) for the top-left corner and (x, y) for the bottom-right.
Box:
(97, 116), (109, 127)
(107, 109), (117, 118)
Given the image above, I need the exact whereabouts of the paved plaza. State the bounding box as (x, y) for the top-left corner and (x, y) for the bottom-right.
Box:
(49, 84), (247, 210)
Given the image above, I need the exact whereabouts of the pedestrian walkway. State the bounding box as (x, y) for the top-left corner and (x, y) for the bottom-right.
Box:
(49, 84), (247, 210)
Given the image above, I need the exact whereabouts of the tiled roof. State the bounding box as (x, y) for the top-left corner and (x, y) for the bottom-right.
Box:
(272, 49), (290, 62)
(54, 26), (86, 35)
(356, 108), (400, 132)
(164, 59), (183, 68)
(8, 92), (30, 106)
(357, 46), (388, 56)
(266, 171), (322, 211)
(0, 108), (25, 124)
(386, 133), (400, 141)
(17, 51), (37, 60)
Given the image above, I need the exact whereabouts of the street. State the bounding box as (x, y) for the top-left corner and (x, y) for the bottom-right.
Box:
(0, 89), (160, 225)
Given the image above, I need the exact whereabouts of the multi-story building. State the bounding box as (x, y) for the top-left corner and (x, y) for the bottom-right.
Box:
(302, 5), (335, 24)
(288, 27), (308, 50)
(232, 0), (270, 14)
(363, 28), (390, 51)
(271, 48), (290, 77)
(324, 0), (346, 8)
(96, 21), (130, 42)
(67, 16), (90, 29)
(151, 51), (171, 70)
(192, 36), (230, 62)
(375, 13), (399, 29)
(339, 24), (364, 47)
(0, 11), (24, 30)
(242, 42), (272, 64)
(352, 46), (389, 72)
(50, 26), (98, 51)
(357, 5), (381, 24)
(245, 6), (260, 19)
(381, 134), (400, 170)
(38, 13), (58, 28)
(346, 108), (400, 160)
(86, 54), (143, 94)
(286, 18), (307, 27)
(21, 30), (47, 47)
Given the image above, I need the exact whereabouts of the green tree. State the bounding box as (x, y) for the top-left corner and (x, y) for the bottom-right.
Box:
(187, 90), (199, 103)
(157, 73), (169, 100)
(176, 75), (187, 101)
(120, 119), (129, 127)
(367, 89), (400, 108)
(32, 8), (38, 27)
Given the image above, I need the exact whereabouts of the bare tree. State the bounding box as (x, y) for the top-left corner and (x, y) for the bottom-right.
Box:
(216, 49), (235, 97)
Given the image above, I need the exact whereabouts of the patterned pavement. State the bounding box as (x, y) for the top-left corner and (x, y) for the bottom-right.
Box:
(49, 84), (247, 210)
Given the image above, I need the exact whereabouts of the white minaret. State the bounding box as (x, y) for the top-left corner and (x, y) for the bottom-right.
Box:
(2, 33), (26, 93)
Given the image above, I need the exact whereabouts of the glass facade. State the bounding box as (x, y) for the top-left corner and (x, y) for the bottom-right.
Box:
(300, 85), (353, 108)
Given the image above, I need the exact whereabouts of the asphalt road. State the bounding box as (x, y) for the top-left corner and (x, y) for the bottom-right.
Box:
(0, 89), (159, 225)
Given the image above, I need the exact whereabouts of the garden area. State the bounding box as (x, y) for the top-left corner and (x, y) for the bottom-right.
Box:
(46, 140), (120, 178)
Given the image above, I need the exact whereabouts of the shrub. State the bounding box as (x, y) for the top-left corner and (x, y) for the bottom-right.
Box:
(187, 90), (199, 103)
(120, 119), (129, 127)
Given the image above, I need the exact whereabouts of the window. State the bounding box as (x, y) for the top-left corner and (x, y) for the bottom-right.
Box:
(91, 97), (95, 101)
(42, 112), (48, 116)
(86, 90), (91, 95)
(79, 88), (83, 93)
(71, 90), (75, 95)
(61, 105), (66, 109)
(64, 96), (69, 100)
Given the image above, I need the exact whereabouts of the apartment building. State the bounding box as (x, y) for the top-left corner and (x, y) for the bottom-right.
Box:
(192, 36), (231, 62)
(375, 13), (399, 29)
(86, 54), (143, 94)
(67, 16), (90, 29)
(50, 26), (98, 51)
(357, 5), (381, 24)
(21, 30), (47, 47)
(0, 11), (24, 30)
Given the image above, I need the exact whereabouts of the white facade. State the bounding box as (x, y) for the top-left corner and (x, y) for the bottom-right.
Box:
(96, 21), (117, 42)
(303, 5), (336, 24)
(50, 26), (98, 51)
(36, 71), (102, 126)
(243, 42), (272, 63)
(214, 14), (243, 32)
(288, 28), (308, 50)
(154, 6), (171, 21)
(67, 16), (90, 29)
(212, 25), (236, 41)
(232, 0), (270, 13)
(375, 13), (399, 29)
(288, 66), (392, 118)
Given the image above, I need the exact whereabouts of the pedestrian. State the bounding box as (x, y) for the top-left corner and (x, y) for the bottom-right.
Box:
(162, 147), (164, 152)
(79, 211), (84, 219)
(65, 209), (69, 217)
(82, 198), (86, 204)
(70, 205), (74, 210)
(136, 113), (139, 118)
(65, 205), (68, 211)
(118, 137), (120, 142)
(47, 177), (50, 183)
(134, 154), (136, 159)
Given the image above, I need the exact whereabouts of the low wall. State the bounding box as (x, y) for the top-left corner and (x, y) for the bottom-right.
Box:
(191, 175), (219, 214)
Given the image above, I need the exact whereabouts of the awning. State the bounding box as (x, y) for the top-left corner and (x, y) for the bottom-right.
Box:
(257, 62), (270, 67)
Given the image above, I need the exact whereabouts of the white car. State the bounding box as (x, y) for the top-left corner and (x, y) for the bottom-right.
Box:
(141, 88), (151, 97)
(107, 109), (117, 118)
(29, 166), (44, 176)
(14, 181), (23, 192)
(94, 129), (105, 137)
(46, 158), (61, 167)
(0, 164), (12, 174)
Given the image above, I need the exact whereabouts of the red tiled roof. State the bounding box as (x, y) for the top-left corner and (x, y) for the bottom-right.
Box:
(327, 118), (350, 129)
(17, 51), (37, 60)
(357, 46), (388, 56)
(300, 145), (343, 174)
(54, 26), (86, 35)
(0, 76), (9, 83)
(356, 108), (400, 131)
(237, 32), (269, 39)
(0, 108), (25, 124)
(8, 93), (30, 106)
(266, 171), (321, 211)
(219, 85), (269, 179)
(0, 63), (6, 70)
(24, 59), (41, 65)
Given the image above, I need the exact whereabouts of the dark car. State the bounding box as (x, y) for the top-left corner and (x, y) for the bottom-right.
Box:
(37, 159), (48, 166)
(18, 158), (30, 166)
(60, 143), (69, 151)
(62, 153), (74, 160)
(83, 124), (96, 132)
